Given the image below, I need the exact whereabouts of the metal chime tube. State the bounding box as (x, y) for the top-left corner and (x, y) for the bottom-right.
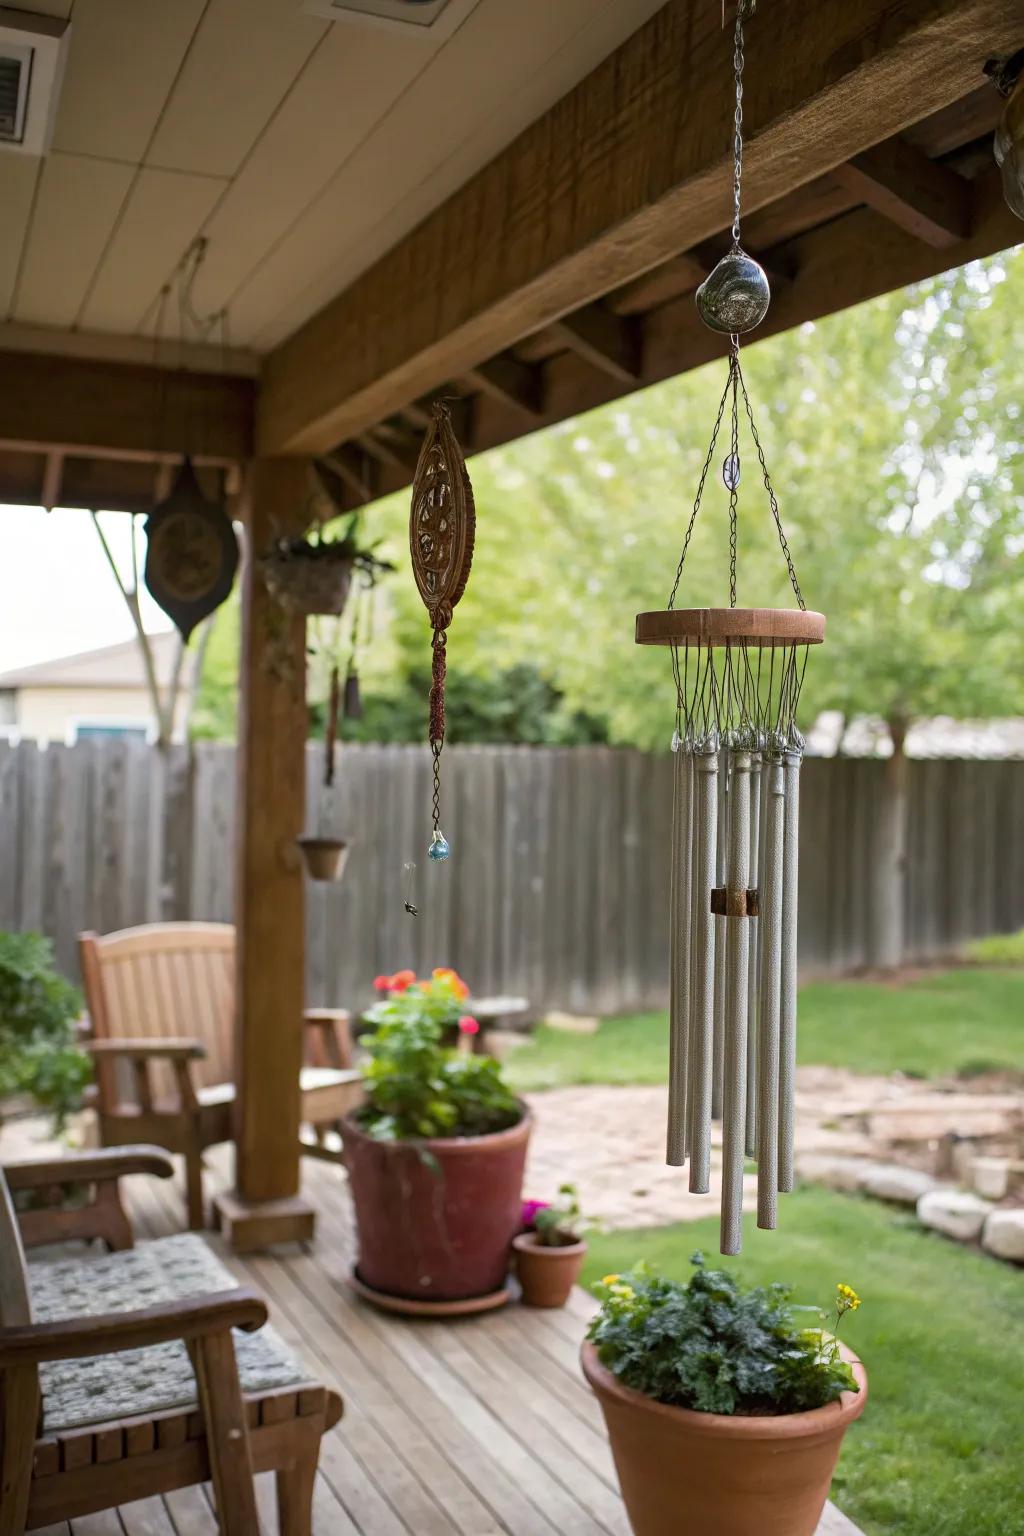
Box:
(720, 748), (751, 1255)
(745, 749), (762, 1158)
(756, 751), (785, 1228)
(667, 745), (694, 1166)
(688, 744), (719, 1194)
(778, 747), (802, 1192)
(711, 746), (729, 1120)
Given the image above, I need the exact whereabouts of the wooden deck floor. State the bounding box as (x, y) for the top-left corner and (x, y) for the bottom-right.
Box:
(32, 1152), (864, 1536)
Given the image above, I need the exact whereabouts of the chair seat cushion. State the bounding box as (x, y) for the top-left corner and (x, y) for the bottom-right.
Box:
(29, 1233), (310, 1434)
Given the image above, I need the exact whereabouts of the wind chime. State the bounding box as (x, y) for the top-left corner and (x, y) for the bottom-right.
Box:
(405, 400), (476, 906)
(635, 0), (825, 1255)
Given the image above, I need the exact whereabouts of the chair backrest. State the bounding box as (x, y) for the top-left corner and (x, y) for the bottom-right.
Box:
(0, 1171), (31, 1330)
(79, 922), (236, 1099)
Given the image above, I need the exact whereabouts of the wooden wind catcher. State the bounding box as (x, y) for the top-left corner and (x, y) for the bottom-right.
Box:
(635, 0), (825, 1256)
(409, 400), (476, 864)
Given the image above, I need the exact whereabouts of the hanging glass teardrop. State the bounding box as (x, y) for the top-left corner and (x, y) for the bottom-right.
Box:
(723, 454), (741, 491)
(696, 250), (770, 335)
(671, 728), (681, 753)
(428, 830), (451, 861)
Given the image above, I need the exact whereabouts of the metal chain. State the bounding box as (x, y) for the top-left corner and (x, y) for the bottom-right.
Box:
(728, 338), (740, 606)
(730, 3), (747, 248)
(667, 368), (733, 609)
(736, 362), (807, 610)
(431, 741), (442, 835)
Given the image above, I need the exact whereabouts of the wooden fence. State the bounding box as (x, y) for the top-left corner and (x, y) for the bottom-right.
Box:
(0, 739), (1021, 1016)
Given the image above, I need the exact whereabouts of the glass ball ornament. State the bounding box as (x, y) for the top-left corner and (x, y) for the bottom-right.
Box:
(428, 830), (451, 861)
(696, 250), (771, 335)
(994, 71), (1024, 221)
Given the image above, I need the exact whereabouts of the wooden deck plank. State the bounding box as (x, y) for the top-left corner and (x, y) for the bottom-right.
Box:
(82, 1146), (864, 1536)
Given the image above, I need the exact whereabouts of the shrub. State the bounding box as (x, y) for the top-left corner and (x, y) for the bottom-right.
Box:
(0, 931), (89, 1126)
(588, 1253), (860, 1416)
(360, 968), (521, 1141)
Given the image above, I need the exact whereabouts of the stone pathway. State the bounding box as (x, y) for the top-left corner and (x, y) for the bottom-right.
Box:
(523, 1066), (1024, 1231)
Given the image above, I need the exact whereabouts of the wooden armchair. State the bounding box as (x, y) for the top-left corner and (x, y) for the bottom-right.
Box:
(0, 1148), (342, 1535)
(79, 922), (361, 1228)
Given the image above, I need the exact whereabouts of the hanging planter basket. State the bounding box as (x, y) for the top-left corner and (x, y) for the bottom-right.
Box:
(296, 835), (349, 883)
(260, 545), (354, 616)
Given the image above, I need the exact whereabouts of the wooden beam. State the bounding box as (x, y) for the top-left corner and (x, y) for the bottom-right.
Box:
(217, 457), (315, 1249)
(834, 136), (973, 247)
(462, 354), (543, 416)
(0, 350), (254, 463)
(258, 0), (1022, 456)
(551, 305), (642, 385)
(345, 171), (1020, 508)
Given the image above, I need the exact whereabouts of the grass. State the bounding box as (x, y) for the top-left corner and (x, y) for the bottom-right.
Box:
(582, 1187), (1024, 1536)
(505, 966), (1024, 1090)
(966, 927), (1024, 966)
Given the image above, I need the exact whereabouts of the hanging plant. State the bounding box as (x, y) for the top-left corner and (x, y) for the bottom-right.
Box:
(260, 512), (393, 617)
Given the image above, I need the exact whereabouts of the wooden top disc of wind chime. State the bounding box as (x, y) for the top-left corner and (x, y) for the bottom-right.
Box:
(409, 400), (476, 864)
(635, 607), (825, 648)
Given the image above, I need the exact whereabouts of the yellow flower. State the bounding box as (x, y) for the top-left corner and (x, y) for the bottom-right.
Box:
(601, 1273), (620, 1285)
(836, 1283), (861, 1311)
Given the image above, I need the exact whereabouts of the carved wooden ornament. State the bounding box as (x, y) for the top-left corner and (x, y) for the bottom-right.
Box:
(145, 457), (239, 641)
(409, 402), (475, 633)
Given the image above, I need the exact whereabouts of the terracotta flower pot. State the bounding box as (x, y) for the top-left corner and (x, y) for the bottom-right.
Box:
(513, 1232), (586, 1308)
(581, 1340), (867, 1536)
(342, 1105), (531, 1302)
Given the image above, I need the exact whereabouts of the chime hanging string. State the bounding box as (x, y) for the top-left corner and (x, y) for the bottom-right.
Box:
(428, 628), (447, 851)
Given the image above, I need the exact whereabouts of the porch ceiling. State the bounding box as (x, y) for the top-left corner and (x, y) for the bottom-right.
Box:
(0, 0), (1021, 513)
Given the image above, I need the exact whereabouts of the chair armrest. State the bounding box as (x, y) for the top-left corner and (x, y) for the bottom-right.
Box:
(303, 1008), (354, 1070)
(0, 1288), (268, 1369)
(83, 1038), (207, 1061)
(4, 1146), (175, 1192)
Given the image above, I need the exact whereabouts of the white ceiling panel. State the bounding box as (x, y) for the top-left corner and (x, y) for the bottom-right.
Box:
(79, 168), (228, 333)
(231, 0), (669, 347)
(0, 158), (43, 319)
(51, 0), (207, 163)
(188, 18), (431, 321)
(11, 152), (134, 328)
(146, 0), (329, 179)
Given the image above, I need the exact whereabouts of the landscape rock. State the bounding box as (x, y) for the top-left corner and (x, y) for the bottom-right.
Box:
(795, 1154), (877, 1194)
(861, 1164), (940, 1206)
(981, 1209), (1024, 1264)
(971, 1157), (1010, 1201)
(543, 1011), (599, 1035)
(916, 1188), (993, 1243)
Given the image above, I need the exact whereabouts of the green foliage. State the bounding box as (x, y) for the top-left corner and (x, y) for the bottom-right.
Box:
(533, 1181), (585, 1246)
(0, 932), (89, 1125)
(587, 1254), (858, 1416)
(965, 928), (1024, 965)
(505, 966), (1024, 1090)
(584, 1188), (1024, 1536)
(360, 971), (521, 1141)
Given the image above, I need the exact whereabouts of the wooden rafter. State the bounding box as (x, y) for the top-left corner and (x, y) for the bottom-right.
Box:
(834, 137), (973, 247)
(258, 0), (1022, 455)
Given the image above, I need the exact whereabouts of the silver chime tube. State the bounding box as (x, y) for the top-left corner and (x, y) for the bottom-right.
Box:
(757, 751), (785, 1228)
(688, 743), (719, 1194)
(667, 745), (693, 1166)
(720, 748), (751, 1255)
(745, 749), (762, 1158)
(778, 747), (802, 1192)
(711, 746), (729, 1120)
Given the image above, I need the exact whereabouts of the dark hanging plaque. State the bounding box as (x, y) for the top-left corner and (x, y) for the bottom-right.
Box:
(145, 457), (239, 640)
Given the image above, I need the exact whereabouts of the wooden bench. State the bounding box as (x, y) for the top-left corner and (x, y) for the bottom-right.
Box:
(0, 1146), (342, 1535)
(79, 922), (362, 1228)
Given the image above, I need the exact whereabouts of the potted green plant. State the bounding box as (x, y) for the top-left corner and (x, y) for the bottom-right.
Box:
(0, 931), (89, 1130)
(342, 968), (530, 1310)
(260, 510), (393, 617)
(513, 1183), (589, 1308)
(581, 1257), (866, 1536)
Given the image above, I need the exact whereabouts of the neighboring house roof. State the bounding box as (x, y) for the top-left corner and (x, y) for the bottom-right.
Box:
(807, 711), (1024, 760)
(0, 632), (180, 691)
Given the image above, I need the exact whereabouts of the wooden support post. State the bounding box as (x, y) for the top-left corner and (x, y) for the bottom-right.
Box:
(215, 457), (315, 1252)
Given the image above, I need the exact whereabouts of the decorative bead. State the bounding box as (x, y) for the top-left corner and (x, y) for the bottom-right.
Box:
(696, 250), (770, 335)
(428, 830), (451, 861)
(723, 454), (741, 491)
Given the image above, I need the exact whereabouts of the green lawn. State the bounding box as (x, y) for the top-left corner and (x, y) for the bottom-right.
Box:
(582, 1187), (1024, 1536)
(505, 966), (1024, 1090)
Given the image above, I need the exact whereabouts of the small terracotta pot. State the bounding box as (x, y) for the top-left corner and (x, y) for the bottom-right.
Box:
(295, 836), (348, 882)
(342, 1105), (531, 1302)
(581, 1340), (867, 1536)
(513, 1233), (586, 1308)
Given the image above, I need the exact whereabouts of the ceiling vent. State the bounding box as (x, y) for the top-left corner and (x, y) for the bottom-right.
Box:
(301, 0), (462, 37)
(0, 8), (70, 155)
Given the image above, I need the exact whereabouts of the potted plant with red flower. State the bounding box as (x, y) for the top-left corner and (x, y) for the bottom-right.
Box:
(342, 968), (530, 1311)
(582, 1256), (866, 1536)
(513, 1183), (589, 1308)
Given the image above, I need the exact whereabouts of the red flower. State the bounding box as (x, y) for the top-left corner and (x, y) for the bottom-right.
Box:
(390, 968), (417, 993)
(372, 975), (391, 992)
(458, 1015), (480, 1035)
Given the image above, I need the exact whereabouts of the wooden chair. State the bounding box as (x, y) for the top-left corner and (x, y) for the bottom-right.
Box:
(79, 922), (361, 1229)
(0, 1146), (342, 1535)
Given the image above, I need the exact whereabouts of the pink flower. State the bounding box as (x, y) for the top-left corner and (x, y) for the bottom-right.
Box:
(458, 1015), (480, 1035)
(520, 1199), (550, 1230)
